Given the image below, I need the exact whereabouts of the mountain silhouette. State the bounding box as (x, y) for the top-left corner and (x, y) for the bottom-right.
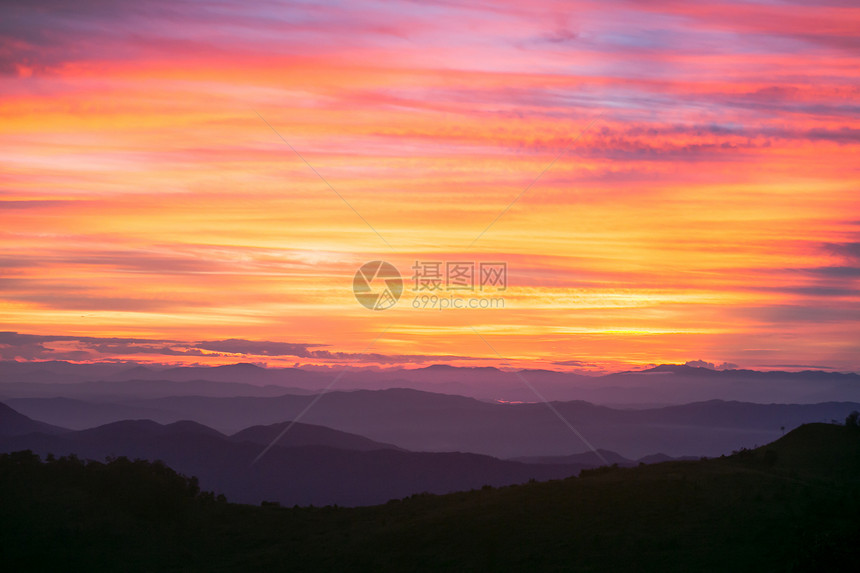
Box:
(0, 401), (585, 506)
(230, 421), (400, 451)
(4, 360), (859, 404)
(0, 401), (67, 436)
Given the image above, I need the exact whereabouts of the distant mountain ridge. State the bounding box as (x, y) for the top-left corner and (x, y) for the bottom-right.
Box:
(6, 389), (859, 458)
(2, 360), (858, 405)
(0, 378), (317, 400)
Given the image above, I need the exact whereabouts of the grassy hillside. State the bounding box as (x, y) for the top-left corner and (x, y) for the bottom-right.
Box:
(2, 423), (858, 572)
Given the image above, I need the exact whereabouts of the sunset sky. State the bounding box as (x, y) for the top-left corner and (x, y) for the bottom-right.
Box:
(1, 0), (858, 372)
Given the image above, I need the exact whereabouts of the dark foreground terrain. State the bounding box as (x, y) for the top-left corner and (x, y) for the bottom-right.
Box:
(2, 423), (859, 572)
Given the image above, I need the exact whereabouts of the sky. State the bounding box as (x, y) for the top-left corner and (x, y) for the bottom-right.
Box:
(1, 0), (859, 373)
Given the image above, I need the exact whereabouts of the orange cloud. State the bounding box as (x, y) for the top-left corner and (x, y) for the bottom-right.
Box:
(1, 0), (858, 372)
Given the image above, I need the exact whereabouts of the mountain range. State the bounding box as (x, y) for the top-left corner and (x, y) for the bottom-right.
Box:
(3, 360), (859, 405)
(6, 387), (858, 458)
(0, 402), (598, 506)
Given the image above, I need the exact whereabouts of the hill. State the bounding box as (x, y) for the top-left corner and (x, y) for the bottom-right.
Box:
(1, 423), (858, 572)
(0, 402), (585, 506)
(0, 401), (67, 436)
(230, 421), (400, 451)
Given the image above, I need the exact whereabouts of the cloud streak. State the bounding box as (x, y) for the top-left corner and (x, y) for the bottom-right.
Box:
(0, 332), (484, 365)
(0, 0), (858, 372)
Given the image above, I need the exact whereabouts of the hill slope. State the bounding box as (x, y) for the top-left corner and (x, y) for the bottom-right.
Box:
(1, 423), (858, 572)
(0, 402), (585, 506)
(0, 401), (67, 436)
(229, 421), (400, 451)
